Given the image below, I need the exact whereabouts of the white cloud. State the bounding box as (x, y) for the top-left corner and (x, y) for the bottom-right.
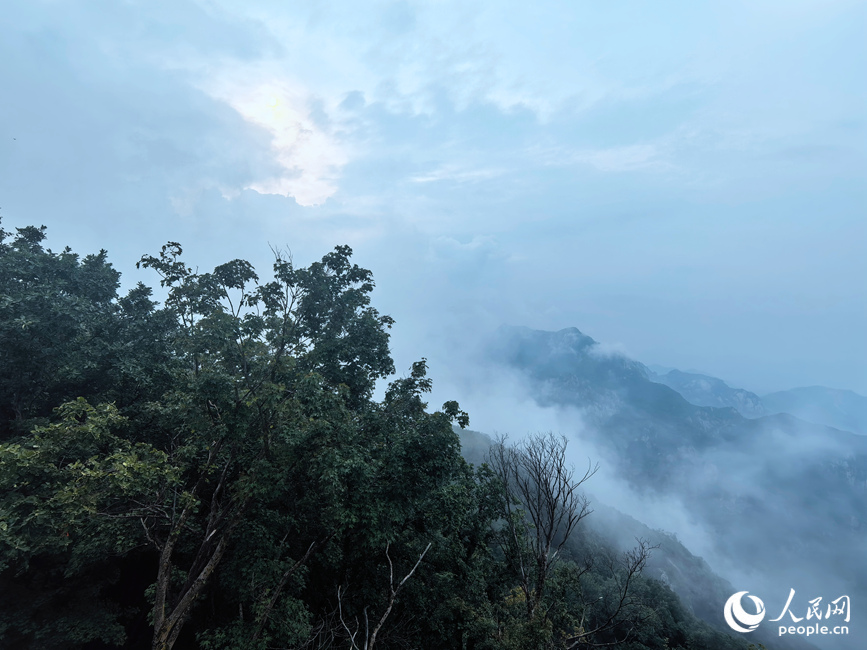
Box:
(588, 341), (632, 359)
(204, 76), (349, 206)
(572, 144), (670, 173)
(529, 142), (675, 175)
(410, 164), (504, 184)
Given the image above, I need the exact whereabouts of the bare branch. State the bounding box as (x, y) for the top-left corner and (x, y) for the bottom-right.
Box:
(565, 538), (656, 648)
(337, 586), (362, 650)
(487, 433), (599, 621)
(337, 542), (433, 650)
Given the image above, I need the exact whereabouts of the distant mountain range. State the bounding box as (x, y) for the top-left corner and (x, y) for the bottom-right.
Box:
(458, 427), (818, 650)
(482, 326), (867, 650)
(761, 386), (867, 436)
(647, 367), (867, 436)
(648, 369), (766, 418)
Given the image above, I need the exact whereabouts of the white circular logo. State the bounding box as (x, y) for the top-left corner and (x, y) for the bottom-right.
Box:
(724, 591), (766, 633)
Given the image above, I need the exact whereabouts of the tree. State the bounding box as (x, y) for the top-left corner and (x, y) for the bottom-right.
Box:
(0, 221), (177, 441)
(0, 400), (151, 648)
(337, 541), (431, 650)
(1, 221), (746, 650)
(488, 433), (597, 622)
(0, 229), (474, 650)
(487, 433), (652, 647)
(130, 242), (400, 649)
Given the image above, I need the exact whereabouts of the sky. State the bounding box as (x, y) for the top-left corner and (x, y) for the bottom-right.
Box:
(1, 0), (865, 403)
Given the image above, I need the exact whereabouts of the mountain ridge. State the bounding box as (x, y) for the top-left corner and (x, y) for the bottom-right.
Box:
(483, 325), (867, 650)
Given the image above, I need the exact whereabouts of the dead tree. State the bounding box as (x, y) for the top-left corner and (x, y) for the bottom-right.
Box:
(565, 539), (654, 648)
(488, 432), (654, 646)
(488, 432), (598, 622)
(337, 541), (432, 650)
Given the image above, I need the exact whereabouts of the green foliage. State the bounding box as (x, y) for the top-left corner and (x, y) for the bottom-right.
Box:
(0, 220), (755, 650)
(0, 221), (176, 440)
(0, 398), (166, 648)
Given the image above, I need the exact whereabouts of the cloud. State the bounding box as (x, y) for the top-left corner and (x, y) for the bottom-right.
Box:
(430, 234), (499, 255)
(571, 144), (672, 173)
(1, 0), (865, 406)
(587, 341), (632, 359)
(410, 164), (504, 184)
(203, 77), (349, 206)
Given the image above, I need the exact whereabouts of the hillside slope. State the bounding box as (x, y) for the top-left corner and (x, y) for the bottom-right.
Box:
(483, 326), (867, 650)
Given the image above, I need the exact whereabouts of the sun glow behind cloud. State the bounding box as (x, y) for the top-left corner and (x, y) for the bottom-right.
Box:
(208, 79), (348, 206)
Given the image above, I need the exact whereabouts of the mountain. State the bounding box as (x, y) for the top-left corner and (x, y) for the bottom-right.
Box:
(649, 369), (765, 418)
(762, 386), (867, 435)
(646, 370), (867, 435)
(458, 427), (819, 650)
(486, 326), (867, 650)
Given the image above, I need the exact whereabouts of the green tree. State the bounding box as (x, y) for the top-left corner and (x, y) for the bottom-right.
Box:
(0, 221), (754, 650)
(128, 241), (406, 649)
(0, 220), (175, 439)
(0, 399), (158, 648)
(0, 229), (476, 649)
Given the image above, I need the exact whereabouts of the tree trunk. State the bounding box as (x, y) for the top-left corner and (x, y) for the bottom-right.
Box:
(152, 531), (232, 650)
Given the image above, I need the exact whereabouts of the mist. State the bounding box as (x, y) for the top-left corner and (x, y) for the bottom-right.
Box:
(416, 323), (865, 649)
(2, 1), (865, 648)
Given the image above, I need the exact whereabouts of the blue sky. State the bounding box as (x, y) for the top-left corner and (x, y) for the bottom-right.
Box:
(1, 0), (865, 398)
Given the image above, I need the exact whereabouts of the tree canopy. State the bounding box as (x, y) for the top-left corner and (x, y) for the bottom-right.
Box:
(0, 220), (754, 650)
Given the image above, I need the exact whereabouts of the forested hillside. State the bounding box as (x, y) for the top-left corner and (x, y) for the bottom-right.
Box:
(487, 326), (865, 650)
(0, 222), (760, 650)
